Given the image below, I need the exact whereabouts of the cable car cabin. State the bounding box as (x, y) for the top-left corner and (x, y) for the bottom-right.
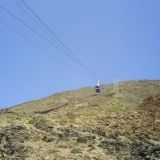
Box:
(95, 85), (100, 93)
(95, 78), (101, 93)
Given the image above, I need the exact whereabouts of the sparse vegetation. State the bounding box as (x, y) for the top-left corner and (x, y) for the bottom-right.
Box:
(0, 80), (160, 159)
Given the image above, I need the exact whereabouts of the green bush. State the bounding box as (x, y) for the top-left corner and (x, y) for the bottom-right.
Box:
(70, 147), (82, 154)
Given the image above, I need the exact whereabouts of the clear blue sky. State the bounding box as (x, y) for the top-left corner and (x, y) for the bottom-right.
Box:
(0, 0), (160, 108)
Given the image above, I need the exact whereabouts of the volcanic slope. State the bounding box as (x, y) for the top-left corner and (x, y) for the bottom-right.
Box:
(0, 80), (160, 160)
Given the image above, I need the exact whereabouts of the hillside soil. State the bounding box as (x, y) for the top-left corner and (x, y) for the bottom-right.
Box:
(0, 80), (160, 160)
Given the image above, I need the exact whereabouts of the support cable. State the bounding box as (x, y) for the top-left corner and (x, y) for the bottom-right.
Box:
(20, 0), (97, 80)
(0, 19), (86, 77)
(15, 1), (64, 50)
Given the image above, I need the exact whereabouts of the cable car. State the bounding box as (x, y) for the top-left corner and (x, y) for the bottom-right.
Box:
(95, 78), (101, 93)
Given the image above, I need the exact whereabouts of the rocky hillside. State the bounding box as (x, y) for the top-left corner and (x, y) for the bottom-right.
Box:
(0, 80), (160, 160)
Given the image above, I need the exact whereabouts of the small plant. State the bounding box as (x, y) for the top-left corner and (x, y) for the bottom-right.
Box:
(70, 147), (82, 154)
(59, 118), (68, 125)
(67, 112), (76, 120)
(29, 116), (53, 131)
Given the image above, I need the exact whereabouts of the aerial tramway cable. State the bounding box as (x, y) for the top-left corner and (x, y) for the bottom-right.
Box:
(0, 19), (86, 77)
(15, 1), (64, 50)
(0, 3), (96, 80)
(0, 5), (69, 55)
(19, 0), (97, 80)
